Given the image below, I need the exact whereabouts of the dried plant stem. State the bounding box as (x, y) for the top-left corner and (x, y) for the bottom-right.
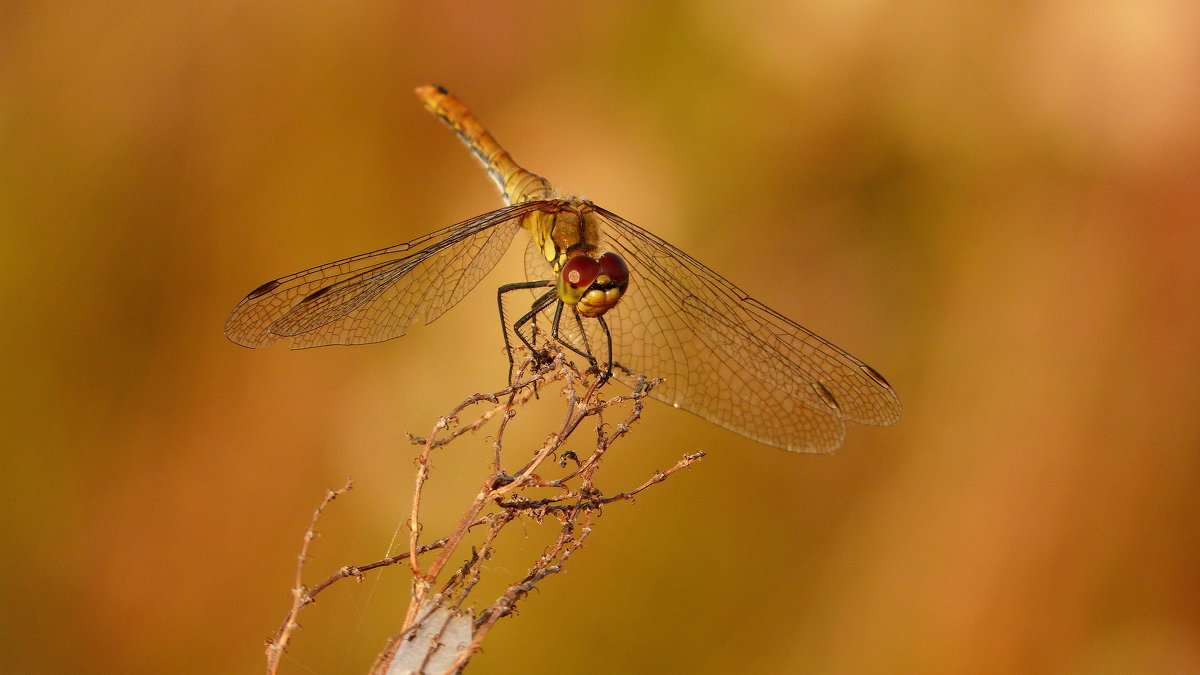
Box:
(266, 344), (705, 674)
(265, 479), (353, 675)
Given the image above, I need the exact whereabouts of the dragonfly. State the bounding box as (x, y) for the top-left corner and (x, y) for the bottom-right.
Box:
(225, 85), (901, 453)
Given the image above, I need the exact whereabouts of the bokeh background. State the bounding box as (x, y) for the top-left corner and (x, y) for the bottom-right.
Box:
(4, 1), (1199, 673)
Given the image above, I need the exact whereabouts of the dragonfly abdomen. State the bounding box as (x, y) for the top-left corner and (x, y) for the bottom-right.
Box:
(416, 85), (554, 205)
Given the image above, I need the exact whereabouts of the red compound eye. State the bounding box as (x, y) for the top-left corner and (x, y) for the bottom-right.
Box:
(562, 256), (600, 289)
(598, 252), (629, 287)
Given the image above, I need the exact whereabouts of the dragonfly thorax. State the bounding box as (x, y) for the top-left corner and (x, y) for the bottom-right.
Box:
(522, 198), (602, 270)
(524, 199), (629, 318)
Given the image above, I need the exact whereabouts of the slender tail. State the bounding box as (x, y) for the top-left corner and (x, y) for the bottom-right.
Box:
(416, 85), (554, 205)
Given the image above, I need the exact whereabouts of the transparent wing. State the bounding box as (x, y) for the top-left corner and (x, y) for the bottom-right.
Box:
(226, 201), (550, 349)
(525, 206), (901, 453)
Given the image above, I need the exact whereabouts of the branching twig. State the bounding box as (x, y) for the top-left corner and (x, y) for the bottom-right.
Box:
(265, 479), (353, 675)
(265, 343), (705, 674)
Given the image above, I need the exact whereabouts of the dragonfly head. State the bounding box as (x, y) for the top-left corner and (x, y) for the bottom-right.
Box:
(557, 251), (629, 318)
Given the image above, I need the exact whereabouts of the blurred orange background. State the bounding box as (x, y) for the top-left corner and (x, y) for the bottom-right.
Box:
(3, 2), (1199, 673)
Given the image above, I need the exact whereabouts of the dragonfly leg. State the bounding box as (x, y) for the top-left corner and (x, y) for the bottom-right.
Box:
(596, 315), (613, 385)
(498, 281), (555, 381)
(546, 304), (614, 385)
(557, 304), (592, 364)
(498, 280), (614, 387)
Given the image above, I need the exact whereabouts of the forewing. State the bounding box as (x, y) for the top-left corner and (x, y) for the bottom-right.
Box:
(528, 206), (901, 453)
(226, 201), (549, 349)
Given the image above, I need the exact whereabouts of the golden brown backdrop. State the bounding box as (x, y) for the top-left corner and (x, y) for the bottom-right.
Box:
(3, 1), (1198, 673)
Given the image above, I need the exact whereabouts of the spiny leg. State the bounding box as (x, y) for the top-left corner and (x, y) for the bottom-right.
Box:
(497, 281), (616, 388)
(497, 280), (554, 383)
(596, 315), (614, 385)
(546, 303), (614, 385)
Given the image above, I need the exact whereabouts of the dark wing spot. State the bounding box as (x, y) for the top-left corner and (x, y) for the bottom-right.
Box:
(811, 381), (841, 412)
(246, 279), (282, 300)
(859, 364), (892, 390)
(302, 284), (334, 303)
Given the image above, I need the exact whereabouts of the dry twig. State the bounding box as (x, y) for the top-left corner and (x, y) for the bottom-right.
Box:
(265, 344), (705, 674)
